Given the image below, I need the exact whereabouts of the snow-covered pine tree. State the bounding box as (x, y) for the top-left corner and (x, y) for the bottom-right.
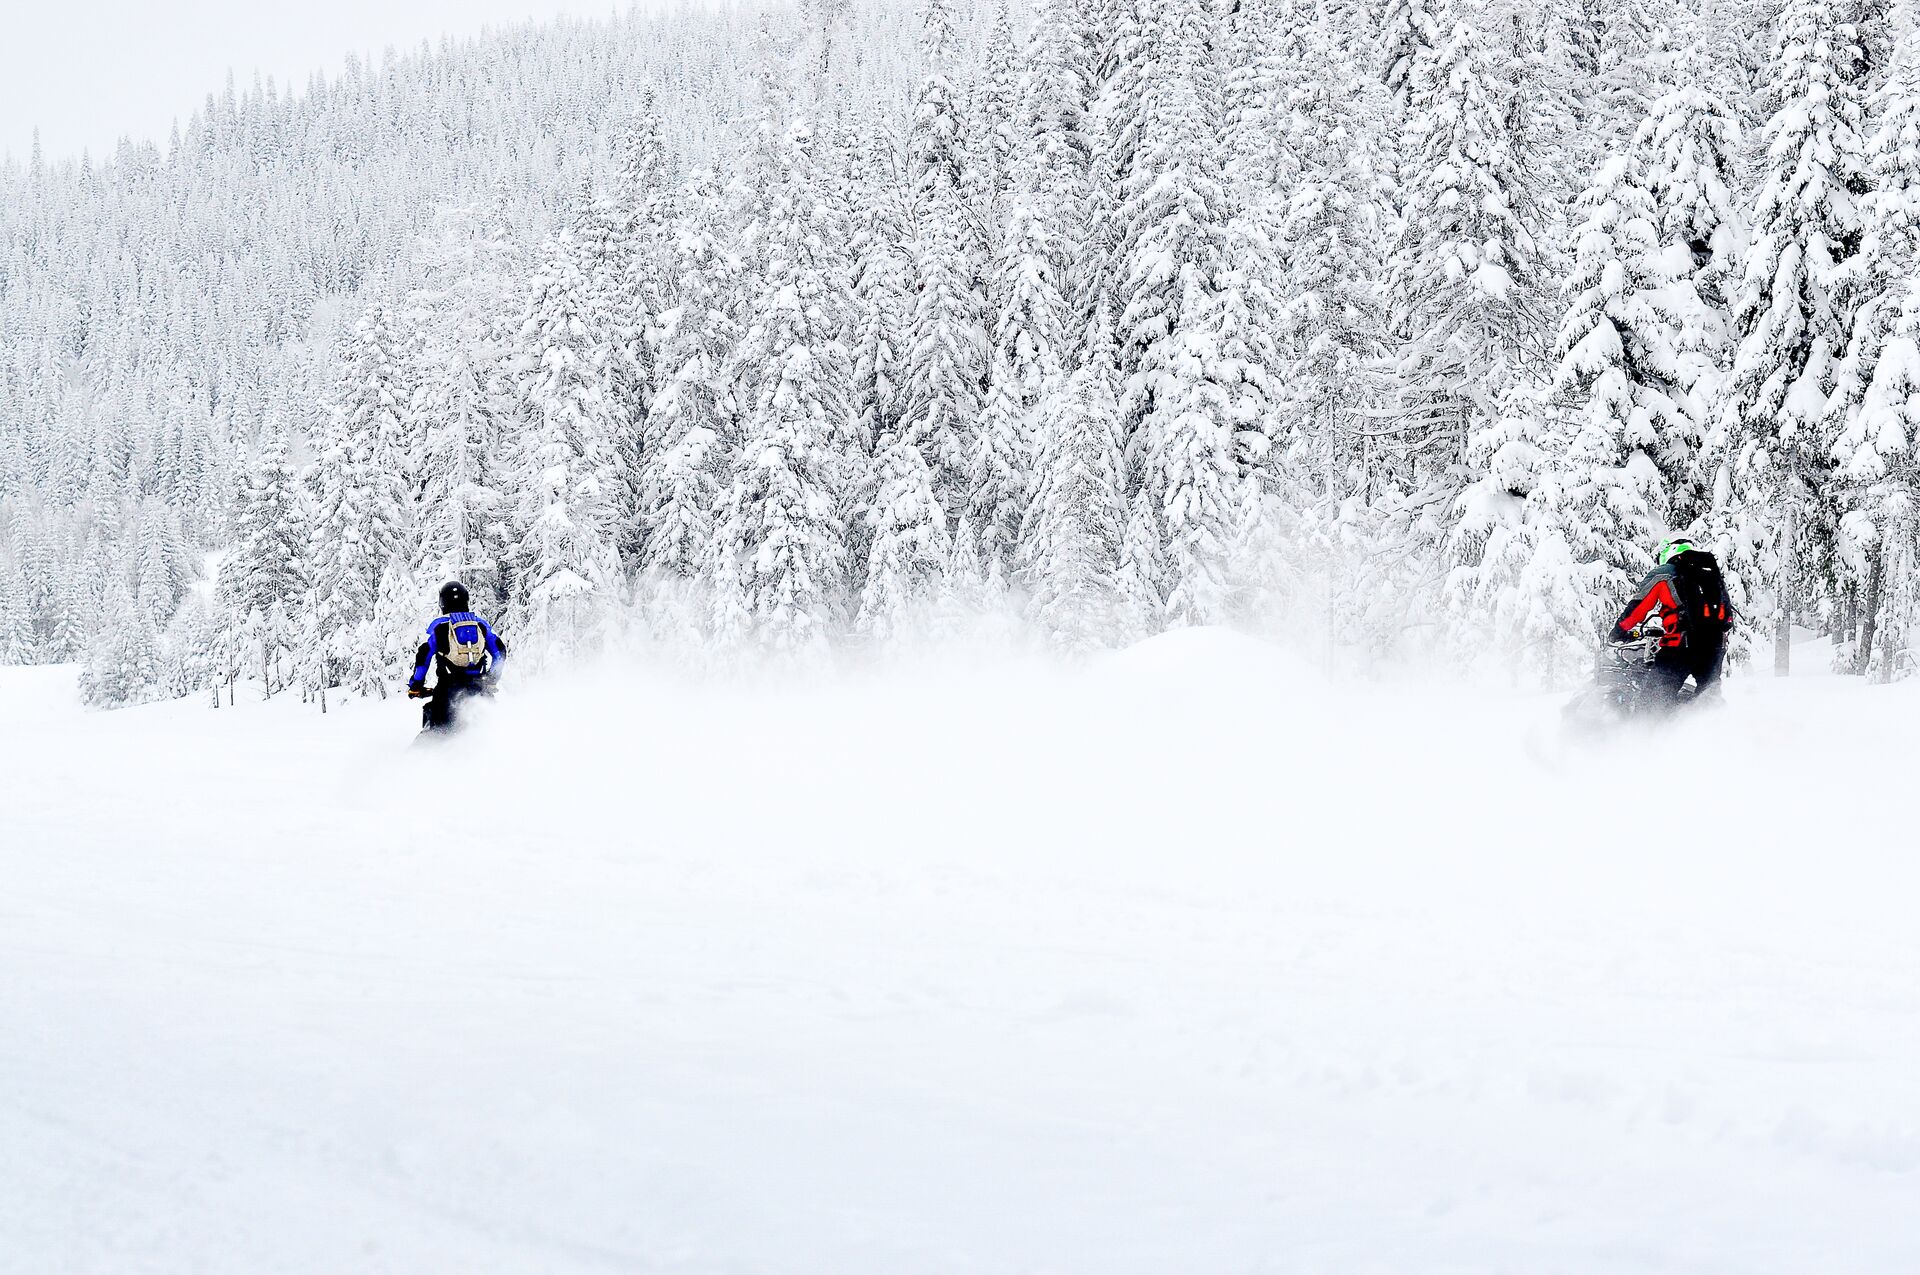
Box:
(134, 503), (187, 633)
(369, 558), (425, 690)
(1214, 213), (1287, 493)
(1511, 0), (1596, 237)
(79, 580), (159, 709)
(1079, 0), (1155, 345)
(1550, 151), (1682, 546)
(1115, 0), (1229, 441)
(508, 231), (627, 666)
(1832, 16), (1920, 421)
(566, 175), (651, 573)
(220, 417), (304, 694)
(943, 512), (994, 616)
(1022, 308), (1128, 651)
(1596, 7), (1682, 153)
(1117, 485), (1166, 637)
(903, 0), (990, 518)
(1386, 17), (1548, 640)
(642, 175), (740, 589)
(1220, 0), (1304, 202)
(408, 205), (518, 612)
(972, 0), (1022, 230)
(607, 102), (678, 563)
(1632, 45), (1745, 528)
(717, 298), (852, 655)
(714, 120), (855, 657)
(847, 122), (913, 461)
(305, 299), (413, 698)
(1381, 0), (1443, 112)
(156, 590), (220, 705)
(1833, 287), (1920, 673)
(858, 431), (951, 640)
(1727, 0), (1866, 673)
(1274, 4), (1390, 519)
(1518, 153), (1681, 678)
(1146, 275), (1251, 628)
(0, 559), (34, 663)
(1017, 0), (1095, 238)
(970, 195), (1068, 576)
(1829, 15), (1920, 672)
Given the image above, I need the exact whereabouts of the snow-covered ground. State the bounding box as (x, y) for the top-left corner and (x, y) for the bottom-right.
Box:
(4, 630), (1917, 1274)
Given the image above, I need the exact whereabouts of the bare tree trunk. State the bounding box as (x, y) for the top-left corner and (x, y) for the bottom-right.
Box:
(1856, 545), (1888, 677)
(1775, 509), (1796, 677)
(1774, 593), (1793, 677)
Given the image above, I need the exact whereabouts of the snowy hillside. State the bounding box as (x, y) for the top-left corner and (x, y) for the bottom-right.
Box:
(5, 635), (1917, 1273)
(8, 0), (1920, 706)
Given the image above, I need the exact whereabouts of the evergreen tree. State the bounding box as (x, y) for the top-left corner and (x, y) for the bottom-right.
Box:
(509, 232), (627, 665)
(1726, 0), (1866, 673)
(858, 432), (950, 639)
(642, 180), (740, 585)
(717, 291), (851, 654)
(1275, 36), (1390, 536)
(1381, 0), (1443, 111)
(1147, 274), (1250, 626)
(0, 560), (34, 663)
(409, 206), (517, 610)
(970, 196), (1069, 574)
(903, 4), (990, 516)
(973, 0), (1022, 222)
(221, 417), (304, 693)
(1550, 152), (1684, 551)
(78, 581), (158, 709)
(1386, 18), (1548, 633)
(1116, 0), (1231, 448)
(847, 125), (914, 459)
(1018, 0), (1096, 225)
(1633, 50), (1745, 526)
(1829, 21), (1920, 665)
(1023, 310), (1128, 650)
(715, 121), (855, 656)
(306, 300), (411, 698)
(1117, 486), (1166, 635)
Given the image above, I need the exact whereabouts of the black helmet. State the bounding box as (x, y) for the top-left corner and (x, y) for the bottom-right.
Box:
(438, 581), (470, 614)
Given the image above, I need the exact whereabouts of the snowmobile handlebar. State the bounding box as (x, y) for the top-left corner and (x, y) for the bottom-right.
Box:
(1603, 630), (1663, 665)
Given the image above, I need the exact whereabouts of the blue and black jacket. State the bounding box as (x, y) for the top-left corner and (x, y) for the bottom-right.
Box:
(408, 611), (506, 693)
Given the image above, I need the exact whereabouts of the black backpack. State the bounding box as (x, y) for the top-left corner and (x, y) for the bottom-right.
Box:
(1668, 549), (1732, 641)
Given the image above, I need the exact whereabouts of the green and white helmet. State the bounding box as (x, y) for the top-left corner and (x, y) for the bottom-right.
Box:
(1656, 535), (1698, 565)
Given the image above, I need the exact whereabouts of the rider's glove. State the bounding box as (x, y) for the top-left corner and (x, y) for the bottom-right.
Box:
(407, 684), (429, 699)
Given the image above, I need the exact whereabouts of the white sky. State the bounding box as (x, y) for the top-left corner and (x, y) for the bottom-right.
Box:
(3, 0), (691, 163)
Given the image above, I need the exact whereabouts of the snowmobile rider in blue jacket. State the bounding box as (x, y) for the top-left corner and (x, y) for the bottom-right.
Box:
(407, 581), (507, 729)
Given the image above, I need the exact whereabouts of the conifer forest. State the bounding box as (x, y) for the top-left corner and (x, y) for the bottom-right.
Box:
(0, 0), (1913, 703)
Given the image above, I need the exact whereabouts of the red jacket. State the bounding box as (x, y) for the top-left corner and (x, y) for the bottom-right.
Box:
(1611, 552), (1732, 647)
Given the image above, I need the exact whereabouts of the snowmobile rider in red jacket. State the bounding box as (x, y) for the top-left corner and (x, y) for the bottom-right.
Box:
(1610, 536), (1733, 701)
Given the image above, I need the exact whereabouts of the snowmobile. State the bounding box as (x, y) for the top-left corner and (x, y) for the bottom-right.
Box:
(1558, 623), (1701, 736)
(408, 678), (495, 743)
